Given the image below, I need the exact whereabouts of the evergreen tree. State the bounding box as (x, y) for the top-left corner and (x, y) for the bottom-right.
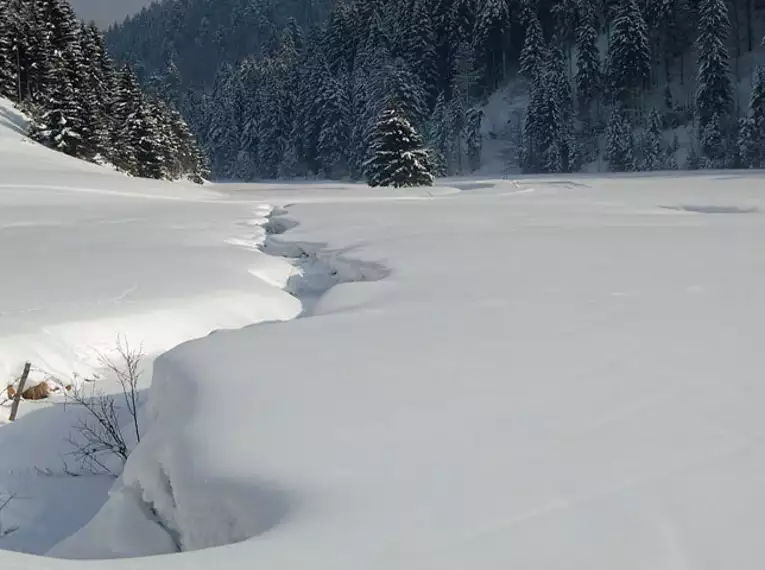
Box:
(695, 0), (732, 130)
(607, 0), (650, 107)
(685, 138), (701, 169)
(324, 0), (355, 74)
(521, 73), (545, 173)
(379, 58), (429, 130)
(111, 65), (145, 174)
(699, 112), (727, 168)
(77, 23), (111, 161)
(606, 105), (634, 171)
(641, 109), (664, 170)
(575, 7), (600, 117)
(521, 45), (578, 174)
(129, 101), (166, 179)
(1, 0), (205, 182)
(473, 0), (511, 91)
(426, 91), (453, 175)
(28, 53), (82, 155)
(364, 107), (434, 187)
(738, 66), (765, 167)
(519, 11), (544, 82)
(465, 107), (483, 172)
(401, 0), (438, 104)
(317, 69), (351, 178)
(0, 1), (16, 100)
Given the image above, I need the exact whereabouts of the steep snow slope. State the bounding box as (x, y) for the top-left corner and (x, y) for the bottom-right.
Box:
(39, 171), (765, 569)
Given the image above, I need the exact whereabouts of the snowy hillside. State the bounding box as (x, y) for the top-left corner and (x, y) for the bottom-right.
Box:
(3, 95), (765, 568)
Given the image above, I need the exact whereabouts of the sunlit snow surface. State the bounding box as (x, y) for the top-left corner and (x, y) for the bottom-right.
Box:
(2, 98), (765, 569)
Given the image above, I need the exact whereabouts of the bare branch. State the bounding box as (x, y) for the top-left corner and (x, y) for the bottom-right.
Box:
(63, 338), (143, 476)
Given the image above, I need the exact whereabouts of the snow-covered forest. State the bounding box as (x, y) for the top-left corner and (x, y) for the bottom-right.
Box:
(105, 0), (765, 181)
(0, 0), (208, 182)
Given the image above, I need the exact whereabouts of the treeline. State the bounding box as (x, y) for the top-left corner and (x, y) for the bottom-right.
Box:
(0, 0), (208, 182)
(520, 0), (765, 172)
(108, 0), (765, 181)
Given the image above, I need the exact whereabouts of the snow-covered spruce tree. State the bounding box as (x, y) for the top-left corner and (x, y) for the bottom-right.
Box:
(77, 22), (112, 162)
(738, 66), (765, 168)
(158, 101), (209, 182)
(324, 0), (355, 75)
(401, 0), (438, 105)
(28, 53), (82, 156)
(22, 0), (54, 102)
(695, 0), (732, 165)
(347, 64), (375, 179)
(110, 65), (144, 174)
(575, 5), (600, 119)
(551, 0), (578, 48)
(364, 108), (434, 188)
(448, 41), (477, 173)
(699, 112), (726, 168)
(606, 0), (651, 108)
(205, 63), (244, 177)
(473, 0), (511, 92)
(685, 139), (701, 169)
(519, 10), (544, 82)
(641, 109), (664, 170)
(317, 69), (351, 178)
(546, 44), (577, 172)
(0, 1), (16, 100)
(381, 58), (429, 131)
(521, 45), (577, 174)
(465, 107), (483, 172)
(606, 105), (634, 172)
(521, 75), (545, 173)
(426, 92), (452, 176)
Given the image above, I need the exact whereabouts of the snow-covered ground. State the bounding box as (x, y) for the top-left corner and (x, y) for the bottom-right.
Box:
(3, 96), (765, 568)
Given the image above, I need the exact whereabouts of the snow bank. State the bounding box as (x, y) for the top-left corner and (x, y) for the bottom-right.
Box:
(0, 96), (466, 559)
(44, 172), (765, 569)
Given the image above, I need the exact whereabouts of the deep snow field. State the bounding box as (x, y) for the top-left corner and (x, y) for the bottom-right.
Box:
(2, 97), (765, 569)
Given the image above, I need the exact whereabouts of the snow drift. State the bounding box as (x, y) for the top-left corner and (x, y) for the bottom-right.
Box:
(44, 171), (765, 570)
(5, 95), (765, 569)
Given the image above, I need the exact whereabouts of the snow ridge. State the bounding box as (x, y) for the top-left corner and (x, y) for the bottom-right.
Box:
(49, 202), (389, 558)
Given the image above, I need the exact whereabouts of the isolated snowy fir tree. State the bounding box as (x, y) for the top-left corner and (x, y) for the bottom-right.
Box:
(364, 108), (434, 188)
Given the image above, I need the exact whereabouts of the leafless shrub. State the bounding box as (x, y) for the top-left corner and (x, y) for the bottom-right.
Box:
(66, 338), (143, 476)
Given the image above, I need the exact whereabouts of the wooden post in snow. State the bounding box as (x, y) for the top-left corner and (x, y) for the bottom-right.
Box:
(9, 362), (31, 422)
